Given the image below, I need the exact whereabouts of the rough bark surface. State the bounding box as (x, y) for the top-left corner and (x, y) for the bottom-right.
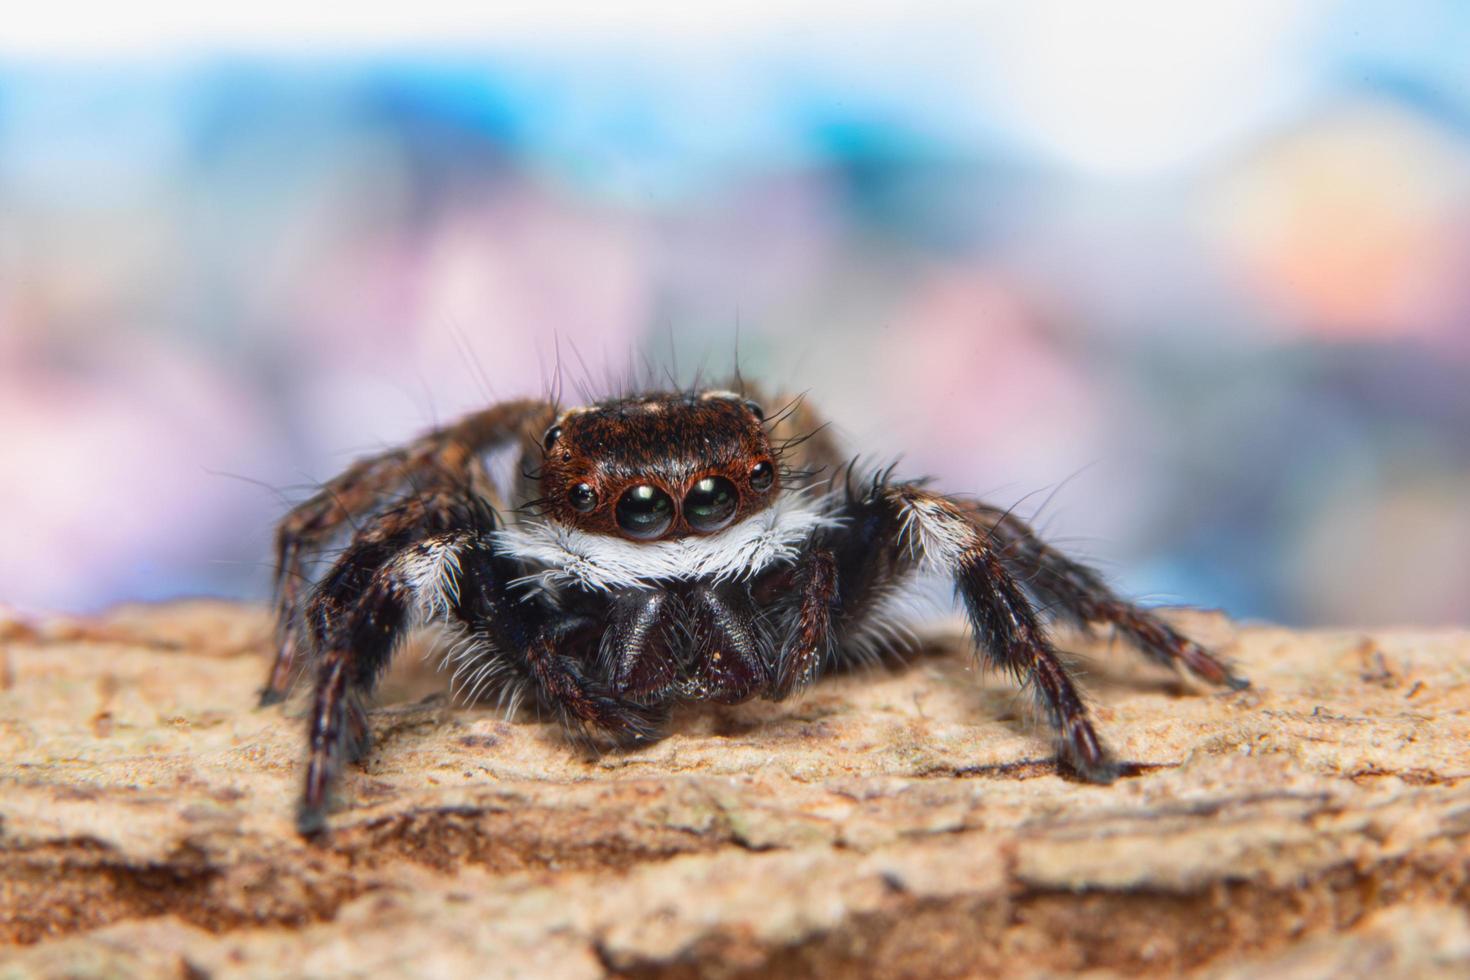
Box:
(1, 601), (1468, 978)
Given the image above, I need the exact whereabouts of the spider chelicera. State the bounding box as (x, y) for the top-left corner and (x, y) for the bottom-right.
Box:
(260, 385), (1246, 834)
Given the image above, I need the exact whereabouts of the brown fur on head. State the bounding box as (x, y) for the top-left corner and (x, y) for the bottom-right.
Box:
(537, 390), (779, 540)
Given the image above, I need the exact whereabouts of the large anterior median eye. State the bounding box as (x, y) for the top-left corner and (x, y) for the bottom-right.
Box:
(684, 476), (738, 533)
(616, 484), (675, 539)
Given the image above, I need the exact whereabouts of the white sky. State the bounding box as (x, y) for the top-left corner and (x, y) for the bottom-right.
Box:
(4, 0), (882, 52)
(0, 0), (1327, 177)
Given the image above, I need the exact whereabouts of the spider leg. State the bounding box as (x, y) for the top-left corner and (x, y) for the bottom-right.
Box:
(765, 548), (839, 700)
(299, 528), (475, 833)
(264, 450), (409, 706)
(832, 481), (1119, 783)
(970, 503), (1248, 690)
(517, 612), (667, 747)
(262, 399), (554, 706)
(445, 536), (667, 746)
(296, 487), (661, 835)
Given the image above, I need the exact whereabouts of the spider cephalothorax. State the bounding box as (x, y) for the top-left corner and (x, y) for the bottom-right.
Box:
(535, 390), (780, 539)
(262, 383), (1246, 834)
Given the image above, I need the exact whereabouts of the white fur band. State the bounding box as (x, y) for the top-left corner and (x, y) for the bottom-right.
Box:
(493, 492), (843, 591)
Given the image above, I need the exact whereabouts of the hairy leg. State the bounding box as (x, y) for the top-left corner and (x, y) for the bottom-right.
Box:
(299, 523), (476, 834)
(765, 548), (839, 700)
(827, 480), (1118, 782)
(296, 486), (656, 835)
(265, 450), (410, 705)
(520, 614), (666, 747)
(969, 503), (1247, 689)
(263, 399), (554, 706)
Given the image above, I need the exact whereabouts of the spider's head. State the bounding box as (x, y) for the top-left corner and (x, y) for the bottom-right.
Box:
(536, 390), (778, 541)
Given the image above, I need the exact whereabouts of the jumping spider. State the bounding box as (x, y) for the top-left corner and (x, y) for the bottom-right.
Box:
(262, 385), (1247, 833)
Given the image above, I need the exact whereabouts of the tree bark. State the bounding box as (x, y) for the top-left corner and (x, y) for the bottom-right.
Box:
(2, 601), (1467, 978)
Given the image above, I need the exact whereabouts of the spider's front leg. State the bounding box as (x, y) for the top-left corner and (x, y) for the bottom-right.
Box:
(296, 487), (660, 835)
(264, 449), (410, 706)
(758, 548), (839, 700)
(971, 503), (1248, 690)
(263, 399), (554, 706)
(845, 483), (1119, 782)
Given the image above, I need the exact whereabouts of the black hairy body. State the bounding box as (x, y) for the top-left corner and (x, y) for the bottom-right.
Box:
(262, 385), (1247, 835)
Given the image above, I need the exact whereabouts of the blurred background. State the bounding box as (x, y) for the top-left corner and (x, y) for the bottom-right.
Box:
(1, 1), (1466, 627)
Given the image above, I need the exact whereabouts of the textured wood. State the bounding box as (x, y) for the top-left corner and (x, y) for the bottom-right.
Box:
(1, 601), (1468, 978)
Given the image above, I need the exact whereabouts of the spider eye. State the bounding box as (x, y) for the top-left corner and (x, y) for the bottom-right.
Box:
(542, 425), (562, 451)
(684, 476), (738, 533)
(744, 400), (765, 421)
(749, 460), (774, 492)
(615, 484), (674, 539)
(567, 482), (597, 513)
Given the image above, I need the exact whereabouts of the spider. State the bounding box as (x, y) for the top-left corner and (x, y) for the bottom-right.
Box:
(261, 384), (1247, 834)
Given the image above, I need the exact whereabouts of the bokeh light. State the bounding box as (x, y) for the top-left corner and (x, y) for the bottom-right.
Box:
(1, 2), (1466, 626)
